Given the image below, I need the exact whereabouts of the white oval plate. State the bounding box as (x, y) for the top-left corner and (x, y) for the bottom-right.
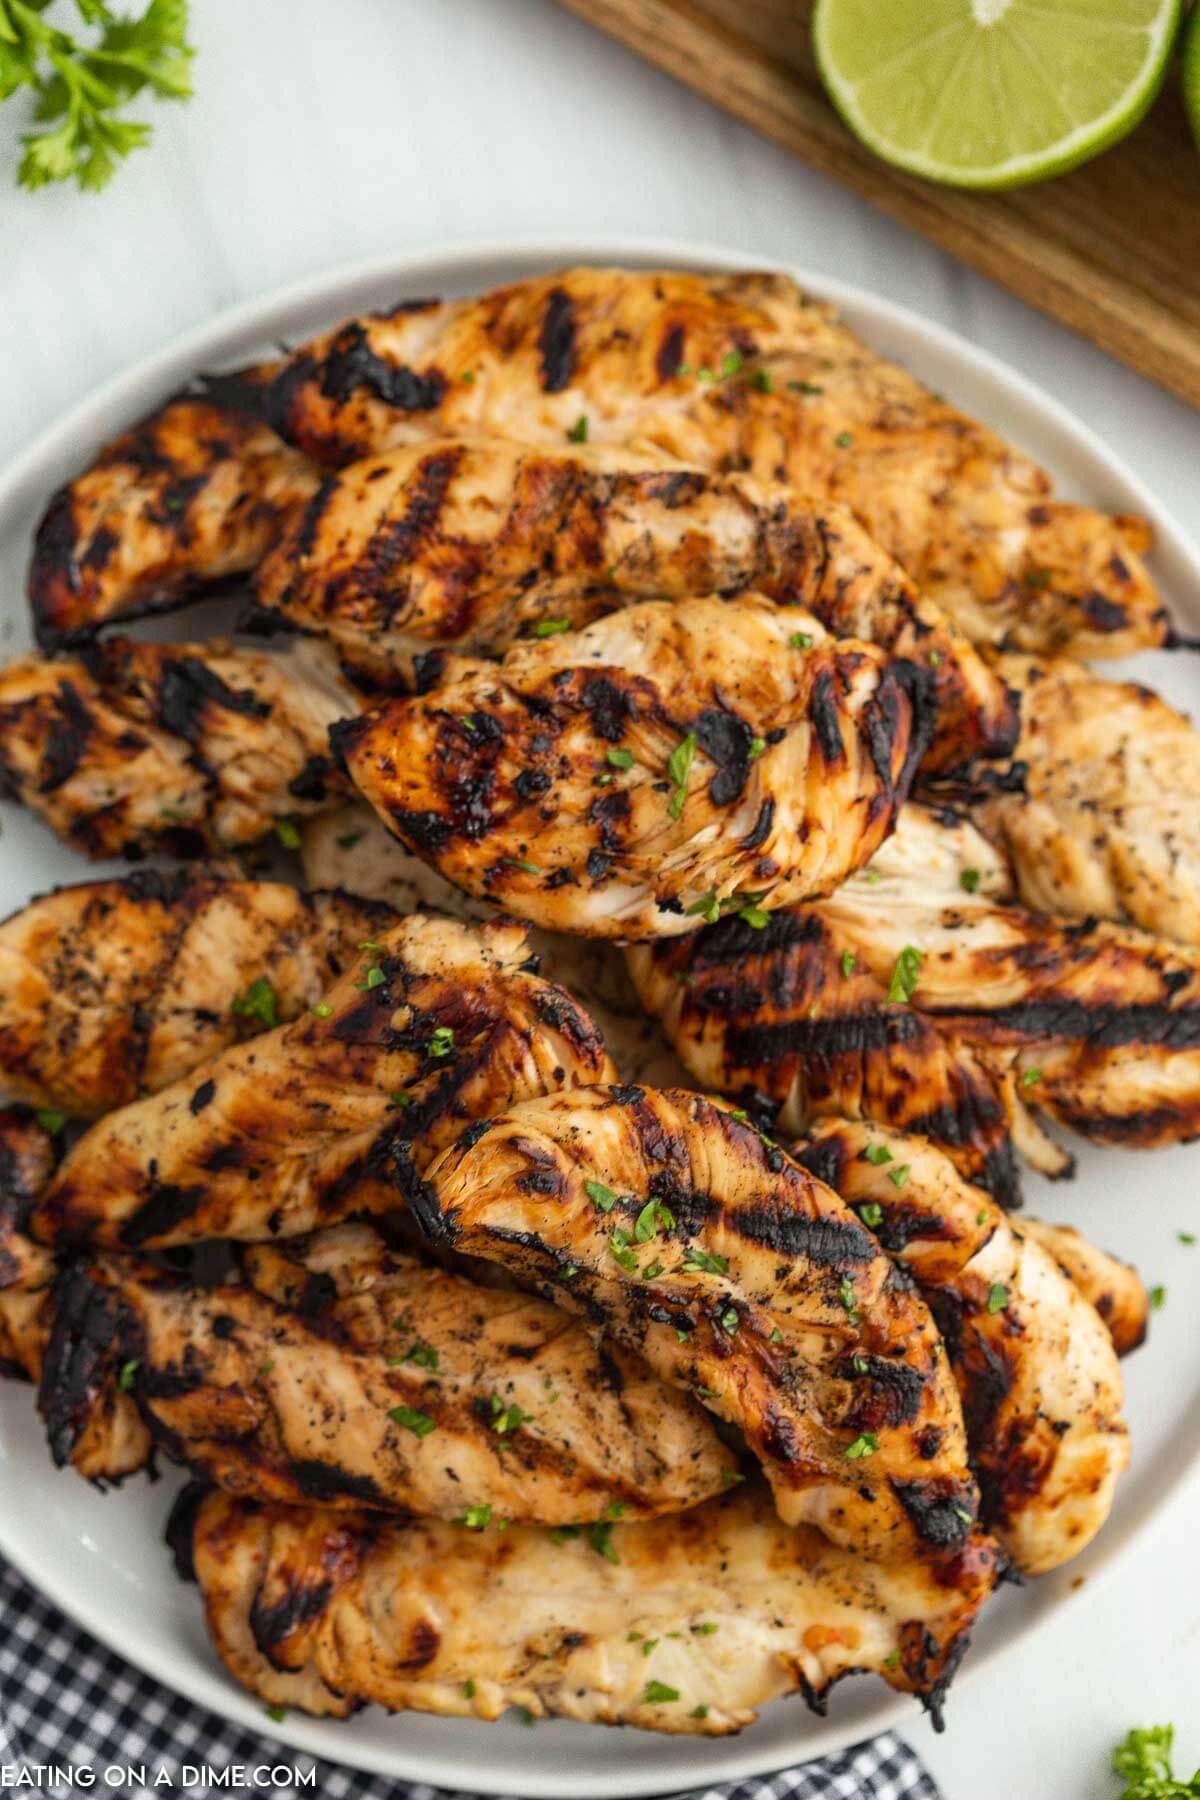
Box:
(2, 238), (1199, 1798)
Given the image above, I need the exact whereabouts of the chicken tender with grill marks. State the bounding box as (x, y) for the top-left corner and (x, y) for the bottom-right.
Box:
(971, 653), (1200, 947)
(0, 1112), (151, 1482)
(47, 1224), (734, 1521)
(333, 598), (930, 941)
(28, 400), (318, 651)
(30, 916), (612, 1253)
(254, 438), (1014, 770)
(202, 266), (1163, 659)
(415, 1085), (979, 1562)
(189, 1483), (1002, 1729)
(1017, 1219), (1148, 1358)
(0, 638), (356, 860)
(821, 806), (1200, 1160)
(791, 1123), (1130, 1575)
(0, 872), (393, 1116)
(626, 906), (1019, 1208)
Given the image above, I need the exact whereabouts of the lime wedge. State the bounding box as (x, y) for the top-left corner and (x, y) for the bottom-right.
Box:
(813, 0), (1183, 190)
(1183, 2), (1200, 152)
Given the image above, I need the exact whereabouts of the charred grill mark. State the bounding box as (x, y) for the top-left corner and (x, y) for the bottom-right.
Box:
(655, 322), (686, 383)
(119, 1182), (207, 1248)
(164, 1479), (208, 1582)
(38, 682), (94, 792)
(726, 1008), (924, 1066)
(250, 1574), (335, 1653)
(933, 996), (1200, 1050)
(808, 671), (845, 766)
(358, 447), (462, 603)
(28, 489), (80, 650)
(320, 323), (446, 414)
(288, 754), (334, 801)
(841, 1355), (927, 1430)
(156, 657), (270, 745)
(579, 674), (634, 741)
(1082, 593), (1128, 633)
(729, 1203), (876, 1267)
(537, 288), (577, 392)
(693, 708), (753, 807)
(189, 1080), (216, 1116)
(38, 1262), (120, 1467)
(741, 798), (775, 851)
(891, 1478), (975, 1550)
(292, 1461), (385, 1505)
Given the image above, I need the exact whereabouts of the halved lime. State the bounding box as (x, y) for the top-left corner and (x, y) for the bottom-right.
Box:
(813, 0), (1183, 190)
(1183, 2), (1200, 152)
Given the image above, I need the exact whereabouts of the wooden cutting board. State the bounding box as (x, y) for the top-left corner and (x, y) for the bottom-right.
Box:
(558, 0), (1200, 409)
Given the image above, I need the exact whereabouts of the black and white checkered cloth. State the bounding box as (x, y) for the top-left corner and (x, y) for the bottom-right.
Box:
(0, 1554), (941, 1800)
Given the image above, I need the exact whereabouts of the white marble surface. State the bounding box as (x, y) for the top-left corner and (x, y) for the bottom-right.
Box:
(4, 2), (1200, 1795)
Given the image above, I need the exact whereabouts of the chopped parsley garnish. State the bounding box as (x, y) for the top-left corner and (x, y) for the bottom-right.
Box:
(356, 965), (385, 991)
(274, 818), (301, 850)
(259, 1361), (274, 1376)
(390, 1091), (410, 1107)
(404, 1342), (439, 1370)
(462, 1679), (476, 1698)
(858, 1201), (883, 1228)
(840, 949), (856, 978)
(788, 630), (814, 649)
(976, 1208), (989, 1226)
(1020, 1066), (1042, 1086)
(886, 945), (922, 1004)
(835, 430), (853, 448)
(534, 617), (571, 637)
(718, 1306), (739, 1335)
(886, 1163), (911, 1189)
(959, 867), (981, 893)
(491, 1400), (527, 1435)
(117, 1359), (139, 1392)
(549, 1524), (581, 1543)
(748, 735), (765, 760)
(694, 1621), (719, 1635)
(586, 1178), (620, 1213)
(852, 1355), (869, 1376)
(388, 1404), (437, 1437)
(845, 1432), (879, 1460)
(456, 1504), (492, 1530)
(358, 939), (383, 953)
(635, 1197), (676, 1242)
(690, 1704), (709, 1719)
(667, 732), (696, 820)
(641, 1637), (659, 1657)
(682, 1248), (729, 1276)
(788, 380), (824, 396)
(687, 892), (722, 926)
(1023, 567), (1052, 590)
(1179, 1232), (1196, 1246)
(838, 1276), (861, 1324)
(263, 1706), (287, 1724)
(603, 1499), (628, 1519)
(1150, 1285), (1167, 1310)
(231, 977), (278, 1030)
(751, 368), (773, 392)
(610, 1227), (639, 1272)
(769, 1326), (784, 1344)
(863, 1142), (893, 1166)
(34, 1108), (67, 1135)
(502, 857), (542, 874)
(720, 1469), (743, 1487)
(686, 889), (768, 929)
(606, 747), (634, 769)
(928, 649), (942, 668)
(720, 350), (744, 378)
(641, 1258), (664, 1281)
(986, 1283), (1009, 1315)
(567, 415), (589, 443)
(1111, 1724), (1200, 1795)
(587, 1520), (620, 1564)
(883, 1649), (901, 1670)
(428, 1026), (455, 1058)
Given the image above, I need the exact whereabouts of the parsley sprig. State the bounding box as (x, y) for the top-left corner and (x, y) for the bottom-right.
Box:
(2, 0), (195, 194)
(1112, 1725), (1200, 1797)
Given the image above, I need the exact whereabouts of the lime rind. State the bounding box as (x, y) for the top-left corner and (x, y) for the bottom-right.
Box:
(813, 0), (1184, 190)
(1183, 3), (1200, 153)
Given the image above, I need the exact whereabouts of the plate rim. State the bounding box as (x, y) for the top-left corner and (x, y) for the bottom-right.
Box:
(2, 231), (1200, 1797)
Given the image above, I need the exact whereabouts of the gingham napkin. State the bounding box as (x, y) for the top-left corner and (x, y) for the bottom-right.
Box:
(0, 1555), (941, 1800)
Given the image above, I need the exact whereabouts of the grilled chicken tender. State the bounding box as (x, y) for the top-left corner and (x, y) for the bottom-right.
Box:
(189, 1483), (1002, 1729)
(0, 873), (392, 1116)
(47, 1223), (734, 1520)
(0, 638), (356, 860)
(28, 400), (318, 650)
(820, 805), (1200, 1162)
(30, 916), (612, 1252)
(792, 1122), (1130, 1575)
(0, 1112), (151, 1481)
(974, 653), (1200, 947)
(626, 905), (1019, 1208)
(255, 437), (1014, 770)
(416, 1085), (980, 1562)
(303, 804), (692, 1089)
(1017, 1219), (1148, 1358)
(204, 266), (1163, 658)
(333, 597), (930, 941)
